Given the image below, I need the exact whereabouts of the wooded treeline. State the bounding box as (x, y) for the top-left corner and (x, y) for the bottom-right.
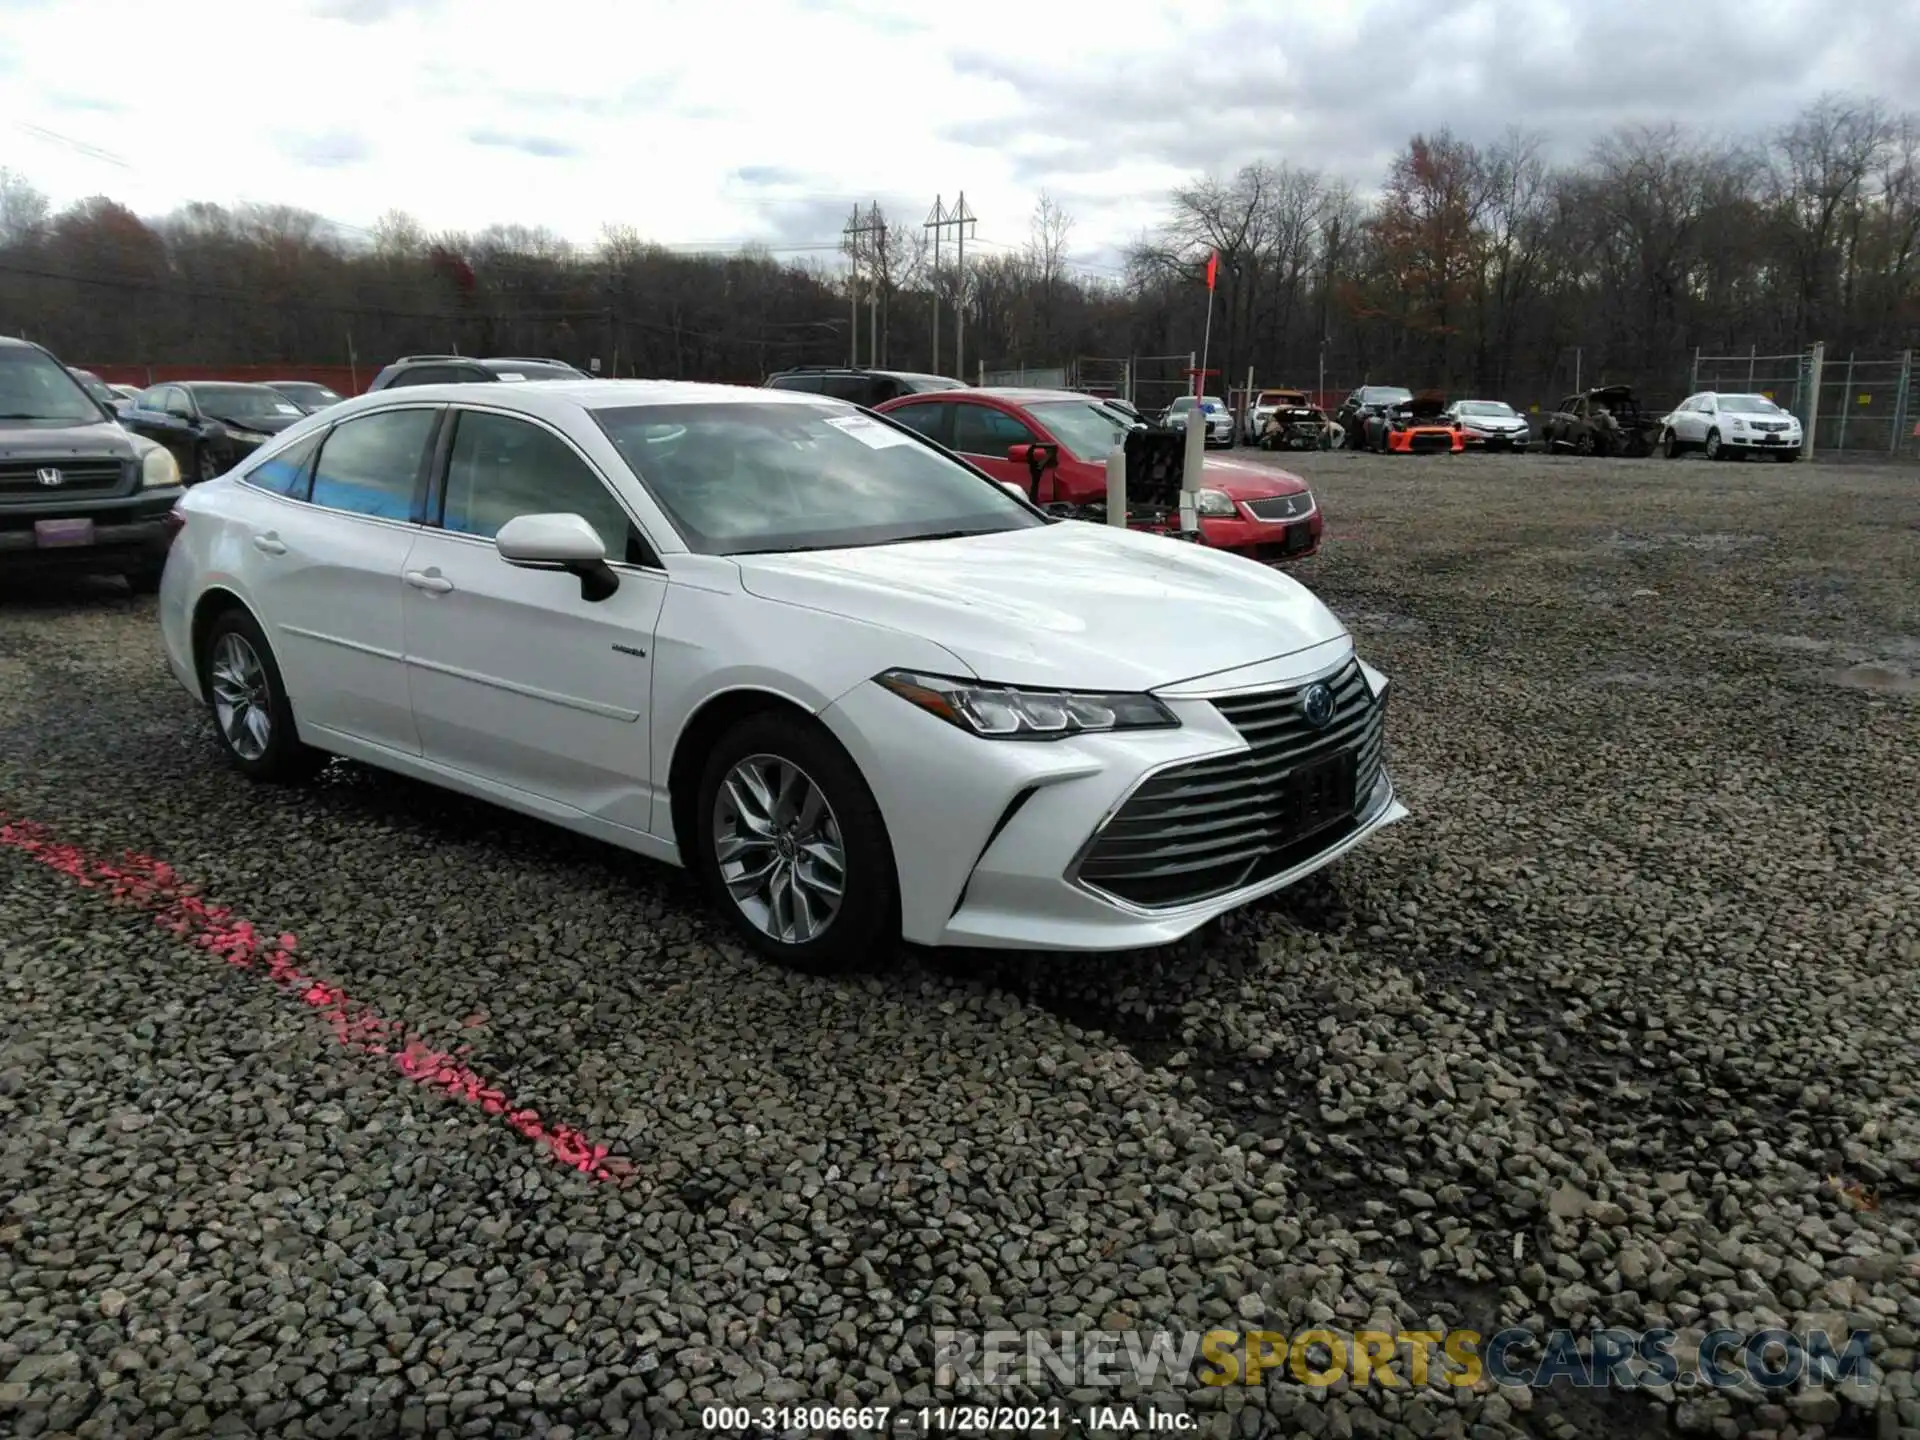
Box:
(0, 91), (1912, 404)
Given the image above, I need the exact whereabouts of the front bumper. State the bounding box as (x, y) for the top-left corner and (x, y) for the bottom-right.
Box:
(1386, 428), (1464, 453)
(0, 487), (181, 573)
(1463, 429), (1530, 449)
(1200, 506), (1322, 564)
(1725, 432), (1800, 452)
(821, 646), (1407, 952)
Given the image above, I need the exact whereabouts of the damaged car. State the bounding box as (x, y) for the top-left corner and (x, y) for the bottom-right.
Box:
(1247, 389), (1335, 451)
(1334, 385), (1414, 450)
(1540, 385), (1662, 458)
(1365, 392), (1465, 455)
(121, 381), (311, 483)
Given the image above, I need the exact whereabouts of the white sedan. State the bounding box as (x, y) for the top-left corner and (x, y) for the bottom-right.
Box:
(158, 381), (1407, 969)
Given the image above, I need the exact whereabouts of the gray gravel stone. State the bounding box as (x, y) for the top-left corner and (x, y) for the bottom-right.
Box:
(1, 455), (1916, 1438)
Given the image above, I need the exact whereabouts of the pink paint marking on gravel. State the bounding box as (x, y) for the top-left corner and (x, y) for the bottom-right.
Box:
(0, 813), (632, 1184)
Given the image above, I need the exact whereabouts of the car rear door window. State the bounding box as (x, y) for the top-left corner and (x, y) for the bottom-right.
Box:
(766, 374), (823, 393)
(952, 404), (1037, 456)
(244, 431), (324, 500)
(308, 408), (437, 521)
(440, 409), (643, 562)
(814, 374), (876, 404)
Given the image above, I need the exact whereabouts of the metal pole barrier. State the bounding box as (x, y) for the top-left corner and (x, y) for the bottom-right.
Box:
(1889, 350), (1911, 456)
(1106, 441), (1127, 527)
(1802, 342), (1824, 460)
(1180, 409), (1204, 539)
(1747, 344), (1756, 390)
(1836, 352), (1856, 452)
(1691, 348), (1700, 393)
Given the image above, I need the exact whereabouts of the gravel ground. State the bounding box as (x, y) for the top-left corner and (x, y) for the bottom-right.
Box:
(1, 451), (1916, 1440)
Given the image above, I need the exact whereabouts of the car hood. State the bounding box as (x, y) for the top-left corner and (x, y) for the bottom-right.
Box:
(1196, 456), (1309, 499)
(0, 417), (140, 459)
(1460, 412), (1527, 427)
(209, 411), (303, 434)
(734, 522), (1348, 691)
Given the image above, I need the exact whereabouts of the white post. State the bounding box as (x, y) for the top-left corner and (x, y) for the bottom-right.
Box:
(1180, 409), (1204, 539)
(1243, 364), (1254, 438)
(1803, 341), (1824, 460)
(1106, 441), (1127, 527)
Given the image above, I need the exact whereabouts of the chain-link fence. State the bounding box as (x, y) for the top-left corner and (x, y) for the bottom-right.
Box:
(1692, 347), (1916, 456)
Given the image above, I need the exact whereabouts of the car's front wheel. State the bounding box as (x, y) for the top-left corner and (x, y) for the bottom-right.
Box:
(694, 712), (897, 972)
(199, 606), (327, 783)
(1662, 428), (1683, 459)
(1705, 429), (1724, 460)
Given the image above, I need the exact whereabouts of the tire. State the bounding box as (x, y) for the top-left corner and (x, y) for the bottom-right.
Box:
(194, 444), (222, 484)
(693, 712), (897, 973)
(1574, 430), (1595, 456)
(1774, 450), (1799, 463)
(197, 606), (327, 784)
(1662, 428), (1682, 459)
(1705, 429), (1724, 461)
(125, 560), (165, 595)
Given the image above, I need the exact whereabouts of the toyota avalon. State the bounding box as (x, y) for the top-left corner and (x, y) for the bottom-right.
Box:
(159, 381), (1407, 969)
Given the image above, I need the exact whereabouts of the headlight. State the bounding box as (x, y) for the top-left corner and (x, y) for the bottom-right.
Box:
(876, 670), (1179, 740)
(140, 444), (180, 489)
(1194, 488), (1238, 518)
(226, 428), (271, 445)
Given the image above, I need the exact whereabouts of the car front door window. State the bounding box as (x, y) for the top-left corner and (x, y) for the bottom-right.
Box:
(439, 410), (648, 564)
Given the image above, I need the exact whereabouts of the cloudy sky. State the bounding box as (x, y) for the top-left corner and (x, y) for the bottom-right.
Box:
(0, 0), (1911, 275)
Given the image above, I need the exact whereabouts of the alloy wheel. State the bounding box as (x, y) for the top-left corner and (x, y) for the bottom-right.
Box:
(712, 753), (847, 946)
(209, 632), (272, 761)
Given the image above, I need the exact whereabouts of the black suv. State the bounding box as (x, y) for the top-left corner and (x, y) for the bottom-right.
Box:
(365, 355), (590, 390)
(764, 366), (966, 408)
(0, 336), (185, 592)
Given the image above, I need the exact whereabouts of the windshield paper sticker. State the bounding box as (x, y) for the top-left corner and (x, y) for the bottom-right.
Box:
(823, 414), (914, 449)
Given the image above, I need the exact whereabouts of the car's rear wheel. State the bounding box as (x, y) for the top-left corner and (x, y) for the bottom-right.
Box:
(694, 713), (897, 973)
(1574, 430), (1595, 456)
(199, 607), (327, 783)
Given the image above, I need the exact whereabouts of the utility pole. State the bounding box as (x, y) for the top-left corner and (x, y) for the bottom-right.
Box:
(924, 192), (976, 381)
(842, 203), (887, 369)
(925, 196), (945, 373)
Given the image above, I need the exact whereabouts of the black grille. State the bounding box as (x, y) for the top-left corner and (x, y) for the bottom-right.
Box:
(1075, 661), (1387, 908)
(1245, 494), (1311, 521)
(0, 459), (127, 497)
(1404, 431), (1454, 452)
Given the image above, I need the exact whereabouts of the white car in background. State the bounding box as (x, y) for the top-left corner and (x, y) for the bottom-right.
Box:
(1161, 394), (1236, 447)
(1442, 399), (1532, 450)
(1658, 392), (1803, 461)
(158, 381), (1406, 970)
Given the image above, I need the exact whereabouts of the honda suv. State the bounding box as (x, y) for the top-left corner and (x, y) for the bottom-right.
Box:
(0, 336), (184, 591)
(366, 355), (589, 390)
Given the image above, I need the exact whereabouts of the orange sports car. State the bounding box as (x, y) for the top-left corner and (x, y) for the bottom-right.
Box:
(1366, 392), (1466, 454)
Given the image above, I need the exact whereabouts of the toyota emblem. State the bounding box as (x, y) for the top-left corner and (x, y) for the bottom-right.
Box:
(36, 467), (64, 487)
(1300, 682), (1337, 729)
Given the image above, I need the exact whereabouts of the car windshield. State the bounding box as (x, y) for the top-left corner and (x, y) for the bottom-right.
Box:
(1201, 397), (1226, 413)
(1458, 401), (1515, 416)
(1027, 399), (1131, 463)
(73, 372), (118, 407)
(1720, 393), (1783, 414)
(1362, 387), (1414, 404)
(276, 383), (341, 405)
(0, 347), (105, 424)
(1258, 393), (1304, 407)
(595, 401), (1046, 556)
(191, 385), (302, 419)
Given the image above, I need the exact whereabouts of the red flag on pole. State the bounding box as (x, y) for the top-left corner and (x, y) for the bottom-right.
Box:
(1205, 251), (1219, 291)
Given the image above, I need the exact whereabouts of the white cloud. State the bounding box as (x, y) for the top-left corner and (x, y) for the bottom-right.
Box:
(0, 0), (1905, 264)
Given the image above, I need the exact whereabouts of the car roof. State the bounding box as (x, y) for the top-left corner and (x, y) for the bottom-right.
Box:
(179, 379), (282, 391)
(317, 377), (842, 421)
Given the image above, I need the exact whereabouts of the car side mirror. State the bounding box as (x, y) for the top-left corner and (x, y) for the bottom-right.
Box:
(495, 512), (620, 602)
(1005, 442), (1057, 470)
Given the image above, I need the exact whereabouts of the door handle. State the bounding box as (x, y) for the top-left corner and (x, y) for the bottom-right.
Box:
(252, 534), (287, 555)
(404, 569), (454, 594)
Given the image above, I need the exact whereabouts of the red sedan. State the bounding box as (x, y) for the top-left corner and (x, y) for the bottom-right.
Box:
(873, 388), (1323, 565)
